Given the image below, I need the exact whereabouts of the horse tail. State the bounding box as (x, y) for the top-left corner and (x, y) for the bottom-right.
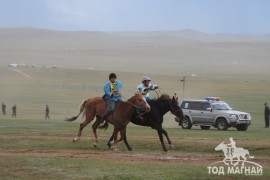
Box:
(64, 99), (89, 122)
(98, 121), (109, 130)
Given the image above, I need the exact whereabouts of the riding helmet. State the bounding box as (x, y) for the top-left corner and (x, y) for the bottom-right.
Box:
(141, 76), (151, 83)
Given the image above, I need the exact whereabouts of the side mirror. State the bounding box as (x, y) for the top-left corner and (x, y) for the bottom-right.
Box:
(206, 108), (212, 112)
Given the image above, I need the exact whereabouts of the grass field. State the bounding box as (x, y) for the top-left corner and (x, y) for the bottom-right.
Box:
(0, 27), (270, 180)
(0, 66), (269, 179)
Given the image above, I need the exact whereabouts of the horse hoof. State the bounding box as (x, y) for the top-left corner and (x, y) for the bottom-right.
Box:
(163, 149), (168, 153)
(128, 148), (133, 151)
(107, 141), (113, 149)
(169, 144), (174, 150)
(93, 143), (98, 148)
(111, 146), (118, 151)
(73, 137), (78, 142)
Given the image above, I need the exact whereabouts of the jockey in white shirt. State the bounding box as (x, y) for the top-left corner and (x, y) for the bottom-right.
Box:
(137, 76), (158, 101)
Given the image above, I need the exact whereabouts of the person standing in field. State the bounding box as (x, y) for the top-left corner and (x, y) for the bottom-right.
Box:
(102, 73), (123, 120)
(45, 104), (50, 120)
(264, 103), (270, 128)
(2, 102), (6, 116)
(12, 104), (16, 118)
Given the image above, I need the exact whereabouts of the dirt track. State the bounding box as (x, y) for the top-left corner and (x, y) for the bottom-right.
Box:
(1, 134), (269, 167)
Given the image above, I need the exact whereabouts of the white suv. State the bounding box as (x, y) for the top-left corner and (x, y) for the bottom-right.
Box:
(175, 97), (251, 131)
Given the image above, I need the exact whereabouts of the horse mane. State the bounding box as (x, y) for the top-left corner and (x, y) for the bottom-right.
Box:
(157, 94), (171, 101)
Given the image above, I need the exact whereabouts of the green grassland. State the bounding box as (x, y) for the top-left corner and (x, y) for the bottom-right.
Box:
(0, 67), (269, 179)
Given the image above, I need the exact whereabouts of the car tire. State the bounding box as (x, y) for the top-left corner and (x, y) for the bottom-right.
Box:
(200, 125), (211, 130)
(216, 118), (229, 130)
(181, 117), (192, 129)
(236, 124), (248, 131)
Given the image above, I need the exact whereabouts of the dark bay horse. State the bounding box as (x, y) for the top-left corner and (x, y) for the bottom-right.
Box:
(99, 94), (184, 151)
(65, 93), (151, 149)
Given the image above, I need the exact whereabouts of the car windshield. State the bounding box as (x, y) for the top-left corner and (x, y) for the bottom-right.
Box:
(212, 103), (231, 110)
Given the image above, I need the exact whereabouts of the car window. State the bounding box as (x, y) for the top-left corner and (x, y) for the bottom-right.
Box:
(189, 102), (202, 110)
(182, 102), (211, 110)
(212, 103), (231, 110)
(181, 102), (189, 109)
(202, 102), (211, 111)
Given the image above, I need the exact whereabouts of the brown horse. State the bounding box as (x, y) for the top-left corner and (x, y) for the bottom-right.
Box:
(65, 92), (151, 149)
(99, 94), (184, 151)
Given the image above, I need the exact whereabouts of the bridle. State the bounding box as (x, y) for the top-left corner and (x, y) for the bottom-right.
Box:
(168, 99), (183, 118)
(121, 94), (149, 110)
(155, 89), (183, 119)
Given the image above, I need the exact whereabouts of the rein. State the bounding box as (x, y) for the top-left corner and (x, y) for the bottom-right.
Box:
(121, 94), (149, 116)
(121, 94), (147, 110)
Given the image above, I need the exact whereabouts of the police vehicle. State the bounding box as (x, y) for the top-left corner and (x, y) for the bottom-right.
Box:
(175, 97), (251, 131)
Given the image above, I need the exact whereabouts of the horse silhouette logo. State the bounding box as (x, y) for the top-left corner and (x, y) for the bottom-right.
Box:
(215, 137), (254, 167)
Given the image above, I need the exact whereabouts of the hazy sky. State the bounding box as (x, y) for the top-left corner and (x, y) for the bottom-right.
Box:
(0, 0), (269, 34)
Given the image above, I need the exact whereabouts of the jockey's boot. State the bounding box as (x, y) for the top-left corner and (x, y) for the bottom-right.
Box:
(102, 110), (113, 122)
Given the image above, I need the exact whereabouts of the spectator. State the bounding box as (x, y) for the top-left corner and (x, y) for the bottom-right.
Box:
(264, 103), (270, 128)
(2, 102), (6, 115)
(12, 104), (16, 118)
(45, 104), (50, 119)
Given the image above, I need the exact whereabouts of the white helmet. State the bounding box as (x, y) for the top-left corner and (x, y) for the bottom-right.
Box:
(141, 76), (151, 83)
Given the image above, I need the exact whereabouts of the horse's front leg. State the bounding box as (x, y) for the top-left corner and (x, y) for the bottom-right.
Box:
(151, 123), (168, 151)
(122, 127), (133, 151)
(161, 128), (174, 150)
(107, 133), (114, 149)
(111, 127), (120, 151)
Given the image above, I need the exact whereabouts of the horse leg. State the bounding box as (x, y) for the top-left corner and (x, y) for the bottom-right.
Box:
(114, 127), (125, 145)
(73, 114), (94, 142)
(161, 128), (174, 150)
(107, 133), (114, 149)
(92, 116), (102, 148)
(158, 130), (167, 152)
(111, 127), (121, 151)
(123, 127), (133, 151)
(151, 123), (168, 151)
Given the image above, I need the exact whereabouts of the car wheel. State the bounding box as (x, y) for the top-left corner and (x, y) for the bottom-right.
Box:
(181, 117), (192, 129)
(236, 124), (248, 131)
(200, 125), (211, 130)
(216, 118), (229, 130)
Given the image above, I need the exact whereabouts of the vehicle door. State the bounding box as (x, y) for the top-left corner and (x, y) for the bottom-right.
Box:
(187, 102), (203, 123)
(199, 102), (215, 124)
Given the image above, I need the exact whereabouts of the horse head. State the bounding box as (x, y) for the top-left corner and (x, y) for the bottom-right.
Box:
(132, 92), (151, 112)
(215, 142), (226, 151)
(170, 94), (184, 121)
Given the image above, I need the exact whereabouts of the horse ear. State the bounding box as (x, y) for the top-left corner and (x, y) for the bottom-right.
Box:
(176, 97), (178, 101)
